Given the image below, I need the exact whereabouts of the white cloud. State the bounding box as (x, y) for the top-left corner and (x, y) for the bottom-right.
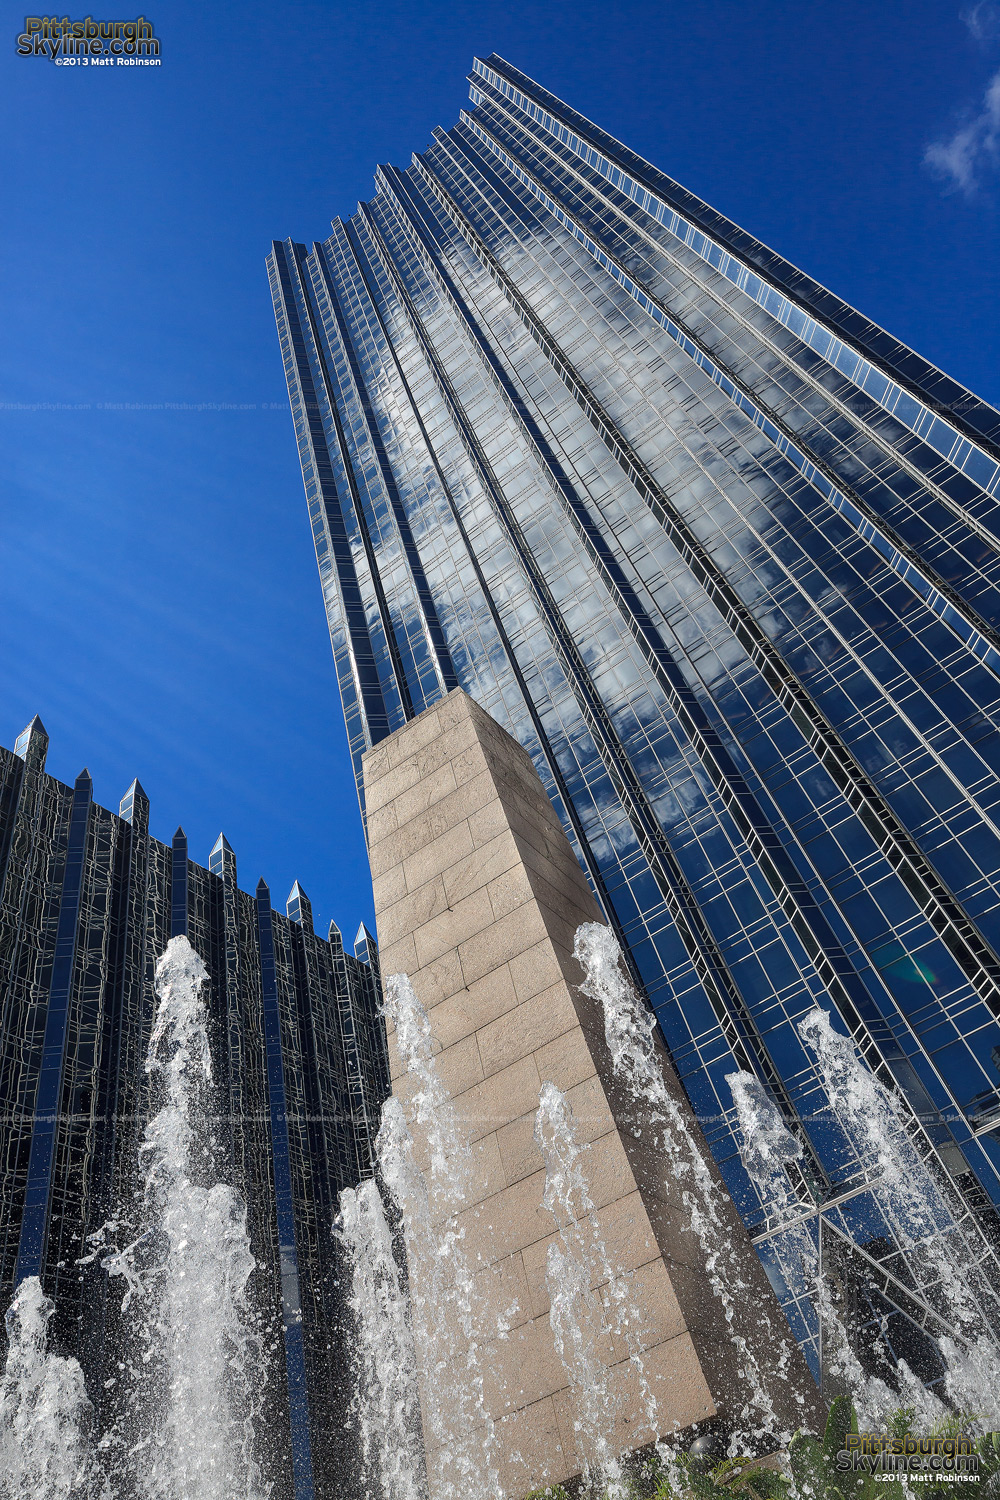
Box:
(925, 66), (1000, 193)
(963, 2), (1000, 41)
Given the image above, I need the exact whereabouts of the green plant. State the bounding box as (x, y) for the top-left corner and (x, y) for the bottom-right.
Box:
(785, 1394), (919, 1500)
(977, 1431), (1000, 1499)
(530, 1402), (990, 1500)
(639, 1445), (790, 1500)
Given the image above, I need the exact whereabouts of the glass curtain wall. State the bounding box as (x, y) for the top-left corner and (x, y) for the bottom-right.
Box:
(269, 55), (1000, 1384)
(0, 721), (388, 1498)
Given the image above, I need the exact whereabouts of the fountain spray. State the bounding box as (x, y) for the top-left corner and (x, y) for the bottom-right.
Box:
(1, 936), (269, 1499)
(798, 1008), (1000, 1425)
(573, 921), (802, 1448)
(0, 1276), (106, 1500)
(378, 973), (503, 1499)
(336, 1178), (427, 1500)
(97, 935), (268, 1499)
(727, 1069), (900, 1428)
(535, 1080), (658, 1499)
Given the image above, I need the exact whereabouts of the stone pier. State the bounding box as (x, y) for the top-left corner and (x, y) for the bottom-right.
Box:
(362, 689), (820, 1497)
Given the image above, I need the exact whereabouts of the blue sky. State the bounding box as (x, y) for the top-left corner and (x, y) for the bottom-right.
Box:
(3, 0), (999, 941)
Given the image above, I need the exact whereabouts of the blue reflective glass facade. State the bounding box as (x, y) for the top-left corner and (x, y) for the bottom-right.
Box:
(0, 717), (389, 1498)
(270, 55), (1000, 1385)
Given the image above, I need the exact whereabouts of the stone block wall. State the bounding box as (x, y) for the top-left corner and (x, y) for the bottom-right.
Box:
(363, 690), (820, 1497)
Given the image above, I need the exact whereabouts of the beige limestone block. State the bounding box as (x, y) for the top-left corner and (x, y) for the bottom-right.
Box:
(494, 1396), (568, 1499)
(476, 981), (578, 1079)
(362, 690), (823, 1497)
(451, 1053), (544, 1143)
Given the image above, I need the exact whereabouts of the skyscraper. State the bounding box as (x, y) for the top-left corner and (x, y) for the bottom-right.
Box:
(269, 55), (1000, 1383)
(0, 716), (389, 1497)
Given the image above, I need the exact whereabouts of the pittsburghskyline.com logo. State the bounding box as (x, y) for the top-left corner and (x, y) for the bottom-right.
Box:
(837, 1432), (995, 1484)
(16, 15), (160, 65)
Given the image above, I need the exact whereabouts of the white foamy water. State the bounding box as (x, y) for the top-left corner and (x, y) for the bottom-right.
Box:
(0, 1277), (106, 1500)
(573, 921), (804, 1447)
(1, 937), (269, 1499)
(336, 1178), (427, 1500)
(383, 972), (473, 1209)
(25, 935), (271, 1500)
(535, 1080), (650, 1500)
(798, 1007), (1000, 1425)
(378, 973), (503, 1500)
(107, 935), (267, 1499)
(727, 1069), (899, 1429)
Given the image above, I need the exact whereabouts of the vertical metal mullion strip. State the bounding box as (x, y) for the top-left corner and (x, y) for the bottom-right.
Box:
(288, 242), (415, 722)
(411, 137), (1000, 1161)
(270, 242), (395, 760)
(312, 235), (459, 698)
(422, 127), (1000, 1023)
(170, 828), (187, 937)
(330, 938), (372, 1180)
(15, 771), (92, 1283)
(345, 215), (617, 922)
(255, 884), (316, 1500)
(463, 93), (1000, 676)
(82, 806), (135, 1403)
(0, 755), (25, 907)
(359, 193), (809, 1141)
(287, 924), (336, 1227)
